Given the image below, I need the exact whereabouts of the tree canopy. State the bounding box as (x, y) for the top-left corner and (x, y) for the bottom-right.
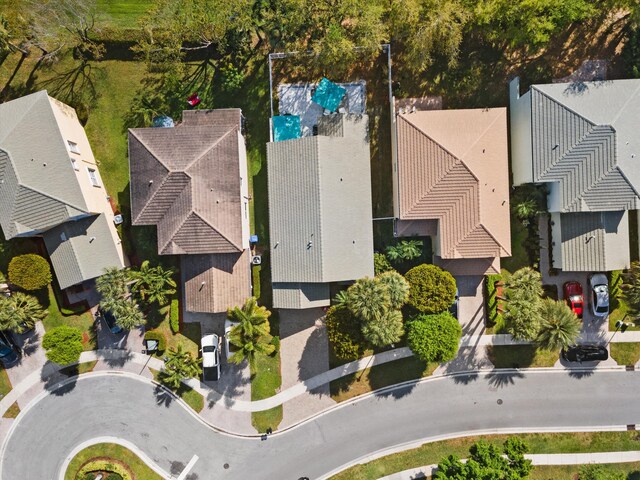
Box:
(8, 254), (52, 291)
(405, 264), (456, 314)
(226, 297), (275, 365)
(0, 292), (46, 333)
(536, 298), (581, 350)
(42, 325), (84, 365)
(503, 267), (543, 341)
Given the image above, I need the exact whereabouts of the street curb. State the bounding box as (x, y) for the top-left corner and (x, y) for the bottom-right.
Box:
(318, 425), (633, 480)
(57, 436), (173, 480)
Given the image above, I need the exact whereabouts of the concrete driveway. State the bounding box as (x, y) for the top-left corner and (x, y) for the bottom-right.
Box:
(279, 308), (335, 427)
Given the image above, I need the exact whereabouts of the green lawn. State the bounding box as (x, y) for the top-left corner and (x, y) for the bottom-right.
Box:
(610, 343), (640, 366)
(2, 401), (20, 419)
(64, 443), (162, 480)
(149, 368), (204, 413)
(251, 351), (283, 433)
(330, 431), (640, 480)
(330, 356), (437, 403)
(486, 345), (559, 368)
(0, 366), (12, 399)
(146, 308), (201, 359)
(59, 361), (98, 377)
(531, 463), (640, 479)
(94, 0), (155, 29)
(41, 285), (96, 351)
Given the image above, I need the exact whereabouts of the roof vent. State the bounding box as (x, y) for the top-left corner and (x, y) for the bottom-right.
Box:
(148, 180), (153, 186)
(552, 144), (559, 150)
(89, 236), (96, 243)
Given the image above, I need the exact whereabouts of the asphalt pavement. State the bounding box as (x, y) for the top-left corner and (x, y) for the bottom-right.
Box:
(3, 368), (640, 480)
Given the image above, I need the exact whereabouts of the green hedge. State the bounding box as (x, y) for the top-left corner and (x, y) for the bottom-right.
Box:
(8, 254), (52, 291)
(42, 326), (83, 365)
(485, 274), (503, 326)
(169, 298), (180, 334)
(144, 331), (166, 352)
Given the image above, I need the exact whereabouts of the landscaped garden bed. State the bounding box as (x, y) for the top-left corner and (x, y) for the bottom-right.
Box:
(64, 443), (161, 480)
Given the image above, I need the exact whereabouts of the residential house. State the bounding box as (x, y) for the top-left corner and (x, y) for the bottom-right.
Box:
(392, 107), (511, 275)
(128, 109), (251, 313)
(0, 91), (125, 290)
(267, 114), (374, 308)
(510, 77), (640, 272)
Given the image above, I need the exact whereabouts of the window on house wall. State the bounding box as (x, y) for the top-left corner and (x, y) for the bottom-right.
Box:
(70, 157), (79, 171)
(67, 140), (80, 154)
(87, 167), (100, 187)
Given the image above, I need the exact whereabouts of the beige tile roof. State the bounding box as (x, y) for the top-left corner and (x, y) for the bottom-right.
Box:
(181, 250), (251, 313)
(129, 109), (243, 254)
(396, 108), (511, 260)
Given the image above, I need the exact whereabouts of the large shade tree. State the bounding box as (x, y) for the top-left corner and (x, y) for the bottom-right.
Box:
(226, 297), (275, 365)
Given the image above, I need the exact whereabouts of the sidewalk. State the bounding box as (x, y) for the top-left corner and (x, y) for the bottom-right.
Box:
(379, 451), (640, 479)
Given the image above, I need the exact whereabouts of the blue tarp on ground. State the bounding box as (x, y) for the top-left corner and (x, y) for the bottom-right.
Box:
(312, 77), (346, 112)
(272, 115), (301, 142)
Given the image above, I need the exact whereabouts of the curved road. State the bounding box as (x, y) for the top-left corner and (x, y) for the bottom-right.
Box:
(3, 369), (640, 479)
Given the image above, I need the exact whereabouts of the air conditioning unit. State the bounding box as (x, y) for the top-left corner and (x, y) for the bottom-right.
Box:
(113, 214), (124, 225)
(251, 255), (262, 265)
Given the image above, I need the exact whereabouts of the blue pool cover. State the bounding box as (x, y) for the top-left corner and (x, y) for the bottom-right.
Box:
(312, 78), (346, 112)
(272, 115), (301, 142)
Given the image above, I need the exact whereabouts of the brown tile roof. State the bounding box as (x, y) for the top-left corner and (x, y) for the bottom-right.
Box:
(181, 250), (251, 313)
(396, 108), (511, 261)
(128, 109), (243, 254)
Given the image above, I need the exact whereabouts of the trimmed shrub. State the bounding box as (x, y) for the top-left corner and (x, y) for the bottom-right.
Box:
(42, 326), (83, 365)
(170, 298), (180, 334)
(78, 458), (132, 480)
(144, 330), (166, 352)
(373, 252), (394, 276)
(326, 306), (368, 360)
(405, 264), (456, 314)
(407, 312), (462, 363)
(8, 254), (52, 290)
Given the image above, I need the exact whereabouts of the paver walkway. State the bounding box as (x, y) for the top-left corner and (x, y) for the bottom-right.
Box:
(380, 450), (640, 479)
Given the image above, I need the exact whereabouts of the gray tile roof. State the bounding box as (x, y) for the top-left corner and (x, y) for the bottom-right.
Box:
(272, 283), (331, 309)
(128, 109), (244, 254)
(557, 211), (630, 272)
(267, 114), (374, 293)
(43, 213), (124, 289)
(181, 250), (251, 313)
(0, 91), (90, 239)
(530, 81), (640, 212)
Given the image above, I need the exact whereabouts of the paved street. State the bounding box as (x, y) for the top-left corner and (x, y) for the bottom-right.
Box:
(3, 369), (640, 479)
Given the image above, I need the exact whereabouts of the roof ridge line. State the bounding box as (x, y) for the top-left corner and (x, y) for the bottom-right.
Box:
(190, 211), (243, 252)
(533, 86), (596, 127)
(609, 81), (640, 125)
(458, 109), (501, 162)
(19, 184), (90, 216)
(184, 125), (237, 172)
(133, 172), (184, 224)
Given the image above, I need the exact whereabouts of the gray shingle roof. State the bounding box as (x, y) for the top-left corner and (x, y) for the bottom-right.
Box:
(43, 213), (124, 289)
(267, 114), (374, 287)
(272, 283), (331, 309)
(557, 211), (629, 271)
(530, 82), (640, 212)
(0, 91), (90, 239)
(128, 109), (244, 254)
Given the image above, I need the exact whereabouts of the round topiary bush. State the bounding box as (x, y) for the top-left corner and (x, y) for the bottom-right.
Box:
(144, 330), (167, 353)
(8, 254), (52, 291)
(405, 264), (456, 314)
(326, 306), (367, 360)
(407, 312), (462, 363)
(42, 326), (83, 365)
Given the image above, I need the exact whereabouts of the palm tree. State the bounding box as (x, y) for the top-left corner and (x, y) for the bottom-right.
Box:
(505, 267), (543, 300)
(111, 298), (145, 330)
(346, 277), (390, 322)
(226, 297), (275, 365)
(130, 260), (176, 307)
(159, 344), (202, 390)
(0, 292), (46, 333)
(536, 298), (581, 350)
(95, 267), (130, 313)
(377, 271), (410, 310)
(361, 309), (404, 348)
(503, 267), (544, 341)
(333, 290), (349, 308)
(385, 240), (423, 262)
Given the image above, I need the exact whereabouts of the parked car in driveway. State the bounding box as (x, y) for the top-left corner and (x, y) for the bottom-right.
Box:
(562, 345), (608, 362)
(201, 334), (221, 381)
(588, 273), (609, 317)
(563, 281), (584, 318)
(0, 331), (20, 367)
(224, 320), (240, 362)
(100, 308), (123, 334)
